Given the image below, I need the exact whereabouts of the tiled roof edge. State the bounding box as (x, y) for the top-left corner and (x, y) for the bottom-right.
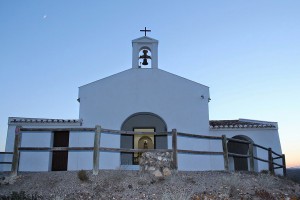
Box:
(209, 119), (277, 129)
(8, 117), (82, 125)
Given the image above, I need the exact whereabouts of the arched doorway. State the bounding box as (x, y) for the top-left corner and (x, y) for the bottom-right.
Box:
(227, 135), (256, 171)
(120, 112), (167, 165)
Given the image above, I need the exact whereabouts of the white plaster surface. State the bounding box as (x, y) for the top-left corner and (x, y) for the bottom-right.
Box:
(19, 131), (52, 171)
(209, 128), (283, 174)
(79, 68), (210, 135)
(78, 68), (210, 171)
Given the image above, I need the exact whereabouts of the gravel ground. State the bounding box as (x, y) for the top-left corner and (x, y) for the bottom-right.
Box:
(0, 170), (300, 199)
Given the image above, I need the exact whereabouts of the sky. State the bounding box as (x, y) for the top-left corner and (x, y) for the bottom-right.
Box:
(0, 1), (299, 168)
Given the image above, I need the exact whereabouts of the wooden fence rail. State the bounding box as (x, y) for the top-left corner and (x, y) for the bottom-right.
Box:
(0, 152), (13, 165)
(18, 147), (173, 153)
(253, 143), (269, 151)
(5, 125), (286, 176)
(0, 152), (13, 154)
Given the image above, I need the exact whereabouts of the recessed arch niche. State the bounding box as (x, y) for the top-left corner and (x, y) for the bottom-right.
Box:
(138, 136), (154, 149)
(120, 112), (167, 165)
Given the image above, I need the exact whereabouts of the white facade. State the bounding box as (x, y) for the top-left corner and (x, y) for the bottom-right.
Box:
(209, 121), (282, 174)
(0, 36), (283, 173)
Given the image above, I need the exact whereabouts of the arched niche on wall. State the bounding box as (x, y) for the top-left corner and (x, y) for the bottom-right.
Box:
(120, 112), (167, 165)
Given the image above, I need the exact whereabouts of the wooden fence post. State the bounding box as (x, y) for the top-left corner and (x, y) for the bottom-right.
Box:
(11, 126), (21, 176)
(282, 154), (286, 177)
(172, 129), (178, 170)
(268, 148), (274, 174)
(221, 135), (229, 171)
(93, 125), (101, 175)
(249, 142), (254, 172)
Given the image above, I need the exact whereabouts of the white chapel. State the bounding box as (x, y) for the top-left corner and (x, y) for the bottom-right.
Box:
(1, 30), (283, 174)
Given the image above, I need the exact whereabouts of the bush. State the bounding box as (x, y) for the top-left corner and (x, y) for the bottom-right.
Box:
(77, 170), (89, 182)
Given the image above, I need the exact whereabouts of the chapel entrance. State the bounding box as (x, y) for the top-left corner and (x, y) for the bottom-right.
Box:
(121, 112), (167, 165)
(227, 135), (253, 171)
(51, 131), (69, 171)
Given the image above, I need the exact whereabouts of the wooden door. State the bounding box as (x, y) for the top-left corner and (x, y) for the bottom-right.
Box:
(51, 131), (69, 171)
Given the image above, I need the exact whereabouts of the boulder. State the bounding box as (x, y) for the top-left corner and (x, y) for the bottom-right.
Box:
(139, 151), (174, 177)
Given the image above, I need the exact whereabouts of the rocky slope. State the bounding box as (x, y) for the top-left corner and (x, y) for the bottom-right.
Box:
(0, 170), (300, 200)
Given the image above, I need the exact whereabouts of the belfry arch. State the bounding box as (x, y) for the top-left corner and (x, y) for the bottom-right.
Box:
(120, 112), (167, 165)
(227, 135), (258, 171)
(138, 46), (152, 67)
(132, 34), (158, 69)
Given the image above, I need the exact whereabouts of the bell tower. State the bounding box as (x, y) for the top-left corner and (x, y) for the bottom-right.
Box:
(132, 27), (158, 69)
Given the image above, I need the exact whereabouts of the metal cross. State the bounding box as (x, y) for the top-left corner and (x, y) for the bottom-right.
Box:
(140, 27), (151, 36)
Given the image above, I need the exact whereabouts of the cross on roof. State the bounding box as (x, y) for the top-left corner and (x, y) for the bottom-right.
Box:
(140, 27), (151, 36)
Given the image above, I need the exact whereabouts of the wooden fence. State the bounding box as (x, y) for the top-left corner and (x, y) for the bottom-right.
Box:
(0, 152), (13, 165)
(0, 125), (286, 177)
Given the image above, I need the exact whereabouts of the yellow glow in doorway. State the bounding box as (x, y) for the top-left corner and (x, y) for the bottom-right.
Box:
(133, 128), (154, 164)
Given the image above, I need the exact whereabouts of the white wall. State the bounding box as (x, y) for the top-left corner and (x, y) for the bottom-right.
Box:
(19, 131), (52, 171)
(177, 134), (212, 171)
(79, 68), (210, 133)
(209, 128), (283, 174)
(68, 131), (94, 170)
(0, 154), (12, 172)
(79, 68), (211, 171)
(4, 123), (82, 172)
(68, 131), (120, 170)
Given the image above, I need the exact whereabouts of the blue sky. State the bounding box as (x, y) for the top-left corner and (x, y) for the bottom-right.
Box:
(0, 1), (299, 167)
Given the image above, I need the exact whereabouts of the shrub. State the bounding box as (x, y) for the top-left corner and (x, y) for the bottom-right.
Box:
(77, 170), (89, 182)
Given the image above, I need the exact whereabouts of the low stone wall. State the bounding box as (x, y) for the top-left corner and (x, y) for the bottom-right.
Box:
(139, 152), (174, 177)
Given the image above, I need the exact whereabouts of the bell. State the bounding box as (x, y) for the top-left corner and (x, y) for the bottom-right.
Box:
(142, 58), (148, 65)
(139, 49), (151, 66)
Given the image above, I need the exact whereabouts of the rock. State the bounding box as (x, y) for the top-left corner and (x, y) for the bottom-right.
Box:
(139, 151), (174, 177)
(152, 170), (163, 178)
(148, 167), (156, 171)
(163, 168), (171, 176)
